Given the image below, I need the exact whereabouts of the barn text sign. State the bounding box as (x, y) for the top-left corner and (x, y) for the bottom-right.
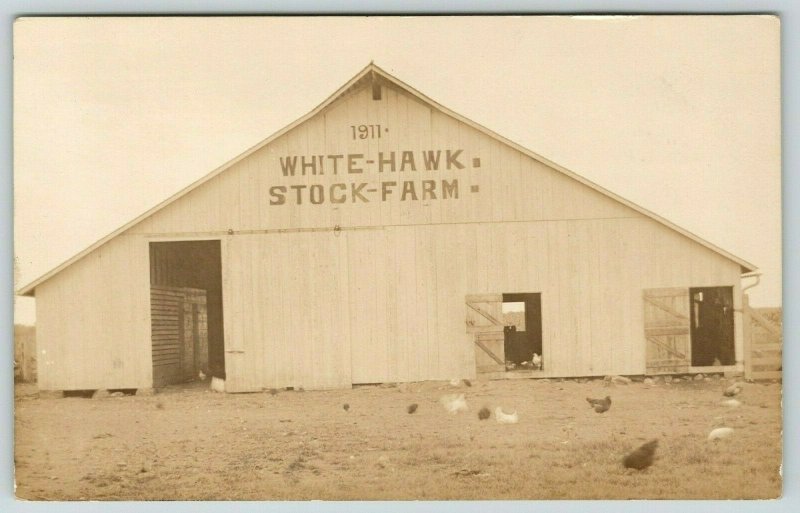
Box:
(268, 149), (481, 205)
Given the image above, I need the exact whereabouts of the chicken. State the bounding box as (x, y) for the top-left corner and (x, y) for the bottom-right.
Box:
(450, 378), (472, 387)
(532, 353), (542, 369)
(440, 394), (468, 414)
(210, 376), (225, 393)
(495, 407), (519, 424)
(708, 427), (734, 441)
(478, 407), (491, 420)
(586, 396), (604, 407)
(198, 370), (206, 381)
(623, 439), (658, 470)
(586, 396), (612, 413)
(407, 403), (418, 414)
(723, 383), (743, 397)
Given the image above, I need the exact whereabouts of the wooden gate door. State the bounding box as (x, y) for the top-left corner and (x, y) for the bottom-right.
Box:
(151, 286), (184, 387)
(151, 286), (209, 387)
(466, 294), (506, 373)
(643, 287), (691, 374)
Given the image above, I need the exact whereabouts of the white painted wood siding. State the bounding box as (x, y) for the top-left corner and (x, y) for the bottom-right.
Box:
(33, 80), (744, 390)
(35, 235), (151, 390)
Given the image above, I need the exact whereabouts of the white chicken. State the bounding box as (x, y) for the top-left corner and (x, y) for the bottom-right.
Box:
(532, 353), (542, 370)
(440, 393), (468, 414)
(210, 376), (225, 393)
(198, 370), (206, 381)
(495, 407), (519, 424)
(708, 427), (734, 441)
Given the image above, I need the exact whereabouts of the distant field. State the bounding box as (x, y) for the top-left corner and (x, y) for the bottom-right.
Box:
(14, 377), (782, 500)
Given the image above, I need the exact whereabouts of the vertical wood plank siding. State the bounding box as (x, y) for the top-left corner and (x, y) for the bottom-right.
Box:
(36, 235), (151, 390)
(34, 80), (745, 391)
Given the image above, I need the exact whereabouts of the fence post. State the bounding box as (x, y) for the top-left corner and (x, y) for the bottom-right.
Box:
(743, 294), (752, 380)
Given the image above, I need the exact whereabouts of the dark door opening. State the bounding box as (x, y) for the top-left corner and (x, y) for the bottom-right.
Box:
(689, 286), (735, 366)
(502, 293), (543, 370)
(149, 241), (225, 385)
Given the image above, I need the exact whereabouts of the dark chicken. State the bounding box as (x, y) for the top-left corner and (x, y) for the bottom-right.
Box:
(623, 439), (659, 470)
(586, 395), (612, 413)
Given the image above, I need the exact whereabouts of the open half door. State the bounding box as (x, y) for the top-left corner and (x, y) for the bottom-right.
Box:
(643, 287), (691, 374)
(466, 294), (506, 373)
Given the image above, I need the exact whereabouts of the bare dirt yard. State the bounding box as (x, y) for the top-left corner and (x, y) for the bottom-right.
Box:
(14, 376), (782, 500)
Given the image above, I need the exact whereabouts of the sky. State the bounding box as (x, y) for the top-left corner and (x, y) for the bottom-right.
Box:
(12, 15), (781, 325)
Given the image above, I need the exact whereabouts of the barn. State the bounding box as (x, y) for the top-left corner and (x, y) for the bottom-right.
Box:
(17, 63), (757, 393)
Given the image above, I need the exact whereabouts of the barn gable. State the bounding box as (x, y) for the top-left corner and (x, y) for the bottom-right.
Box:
(17, 62), (755, 297)
(128, 78), (638, 236)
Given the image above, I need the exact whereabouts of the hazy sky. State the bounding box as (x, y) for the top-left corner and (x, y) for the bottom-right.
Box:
(13, 16), (781, 324)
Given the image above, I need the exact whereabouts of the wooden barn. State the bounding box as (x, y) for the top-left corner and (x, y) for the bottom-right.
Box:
(17, 63), (758, 393)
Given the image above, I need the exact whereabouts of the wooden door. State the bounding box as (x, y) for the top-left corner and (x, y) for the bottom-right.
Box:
(466, 294), (506, 373)
(151, 286), (209, 386)
(643, 287), (691, 374)
(151, 286), (184, 387)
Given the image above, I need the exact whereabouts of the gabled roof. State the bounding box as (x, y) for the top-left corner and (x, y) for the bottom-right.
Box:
(17, 62), (756, 296)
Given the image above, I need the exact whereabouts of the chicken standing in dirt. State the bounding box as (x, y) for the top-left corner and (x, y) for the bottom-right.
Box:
(623, 439), (659, 470)
(724, 383), (743, 397)
(586, 395), (612, 413)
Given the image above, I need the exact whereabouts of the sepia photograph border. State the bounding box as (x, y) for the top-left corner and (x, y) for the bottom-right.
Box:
(2, 1), (796, 512)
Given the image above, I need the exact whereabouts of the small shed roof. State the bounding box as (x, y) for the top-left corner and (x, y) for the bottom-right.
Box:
(17, 62), (756, 297)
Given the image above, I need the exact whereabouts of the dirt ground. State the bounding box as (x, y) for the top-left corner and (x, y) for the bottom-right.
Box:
(14, 376), (782, 500)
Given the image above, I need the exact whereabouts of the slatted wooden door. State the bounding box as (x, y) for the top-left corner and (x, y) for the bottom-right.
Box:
(151, 286), (209, 386)
(151, 286), (184, 386)
(466, 294), (506, 373)
(643, 287), (691, 374)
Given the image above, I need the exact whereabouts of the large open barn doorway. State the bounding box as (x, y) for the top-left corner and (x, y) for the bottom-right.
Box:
(149, 241), (225, 386)
(690, 286), (735, 366)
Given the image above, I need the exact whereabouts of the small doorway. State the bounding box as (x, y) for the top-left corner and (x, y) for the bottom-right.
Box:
(466, 293), (543, 373)
(502, 293), (543, 370)
(149, 241), (225, 386)
(690, 286), (735, 366)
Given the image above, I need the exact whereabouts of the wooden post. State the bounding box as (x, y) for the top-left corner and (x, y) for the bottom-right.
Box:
(743, 294), (753, 380)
